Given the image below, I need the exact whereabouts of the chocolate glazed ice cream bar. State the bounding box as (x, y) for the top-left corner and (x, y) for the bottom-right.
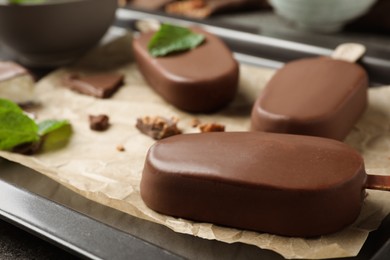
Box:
(140, 132), (389, 237)
(251, 43), (368, 140)
(132, 27), (239, 113)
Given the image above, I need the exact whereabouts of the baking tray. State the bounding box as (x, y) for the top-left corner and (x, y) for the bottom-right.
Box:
(1, 7), (390, 259)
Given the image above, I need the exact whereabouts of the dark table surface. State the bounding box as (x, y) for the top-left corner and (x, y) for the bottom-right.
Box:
(1, 4), (390, 259)
(0, 219), (79, 260)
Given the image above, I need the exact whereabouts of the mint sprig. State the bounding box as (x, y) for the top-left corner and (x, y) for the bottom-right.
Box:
(148, 24), (205, 57)
(0, 98), (72, 153)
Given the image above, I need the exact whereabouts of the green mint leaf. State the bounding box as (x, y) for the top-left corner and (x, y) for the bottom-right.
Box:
(148, 24), (205, 57)
(0, 98), (23, 113)
(38, 119), (72, 152)
(0, 110), (39, 150)
(38, 119), (70, 136)
(0, 99), (72, 153)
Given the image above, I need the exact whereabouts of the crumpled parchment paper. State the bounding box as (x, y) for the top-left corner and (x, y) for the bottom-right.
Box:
(1, 32), (390, 259)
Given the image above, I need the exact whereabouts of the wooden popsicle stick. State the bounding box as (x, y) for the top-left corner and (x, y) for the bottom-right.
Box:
(331, 43), (366, 63)
(365, 174), (390, 191)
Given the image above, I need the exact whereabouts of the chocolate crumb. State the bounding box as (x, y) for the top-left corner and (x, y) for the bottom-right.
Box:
(12, 141), (42, 155)
(18, 101), (41, 111)
(116, 144), (126, 152)
(89, 114), (110, 131)
(199, 123), (225, 133)
(136, 115), (182, 140)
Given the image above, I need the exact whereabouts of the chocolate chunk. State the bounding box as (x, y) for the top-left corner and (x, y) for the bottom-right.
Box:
(89, 114), (110, 131)
(63, 73), (124, 98)
(141, 132), (366, 237)
(251, 57), (368, 140)
(132, 27), (239, 113)
(136, 116), (182, 140)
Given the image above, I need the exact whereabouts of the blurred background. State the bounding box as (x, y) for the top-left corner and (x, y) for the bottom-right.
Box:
(121, 0), (390, 57)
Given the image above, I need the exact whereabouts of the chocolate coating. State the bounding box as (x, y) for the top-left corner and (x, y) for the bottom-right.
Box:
(141, 132), (366, 237)
(132, 27), (239, 113)
(251, 57), (368, 140)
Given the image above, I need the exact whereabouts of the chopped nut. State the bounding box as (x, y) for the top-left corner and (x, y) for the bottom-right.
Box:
(199, 123), (225, 133)
(190, 118), (201, 128)
(165, 0), (211, 18)
(89, 114), (110, 131)
(136, 115), (182, 140)
(116, 144), (125, 152)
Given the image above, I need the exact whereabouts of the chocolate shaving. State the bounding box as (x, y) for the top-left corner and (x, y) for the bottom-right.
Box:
(63, 73), (124, 98)
(89, 114), (110, 131)
(136, 116), (182, 140)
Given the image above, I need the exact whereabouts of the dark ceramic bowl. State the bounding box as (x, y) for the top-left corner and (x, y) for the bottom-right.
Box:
(0, 0), (117, 67)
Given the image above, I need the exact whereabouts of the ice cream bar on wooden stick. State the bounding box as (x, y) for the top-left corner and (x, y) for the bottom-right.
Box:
(251, 43), (368, 140)
(140, 132), (390, 237)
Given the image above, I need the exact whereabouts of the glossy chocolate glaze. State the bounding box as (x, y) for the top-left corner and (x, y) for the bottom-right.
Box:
(141, 132), (366, 237)
(251, 57), (368, 140)
(132, 27), (239, 113)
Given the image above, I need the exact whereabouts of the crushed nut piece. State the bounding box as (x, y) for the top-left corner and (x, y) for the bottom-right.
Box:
(116, 144), (125, 152)
(165, 0), (211, 18)
(136, 115), (182, 140)
(190, 118), (201, 128)
(199, 123), (225, 133)
(89, 114), (110, 131)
